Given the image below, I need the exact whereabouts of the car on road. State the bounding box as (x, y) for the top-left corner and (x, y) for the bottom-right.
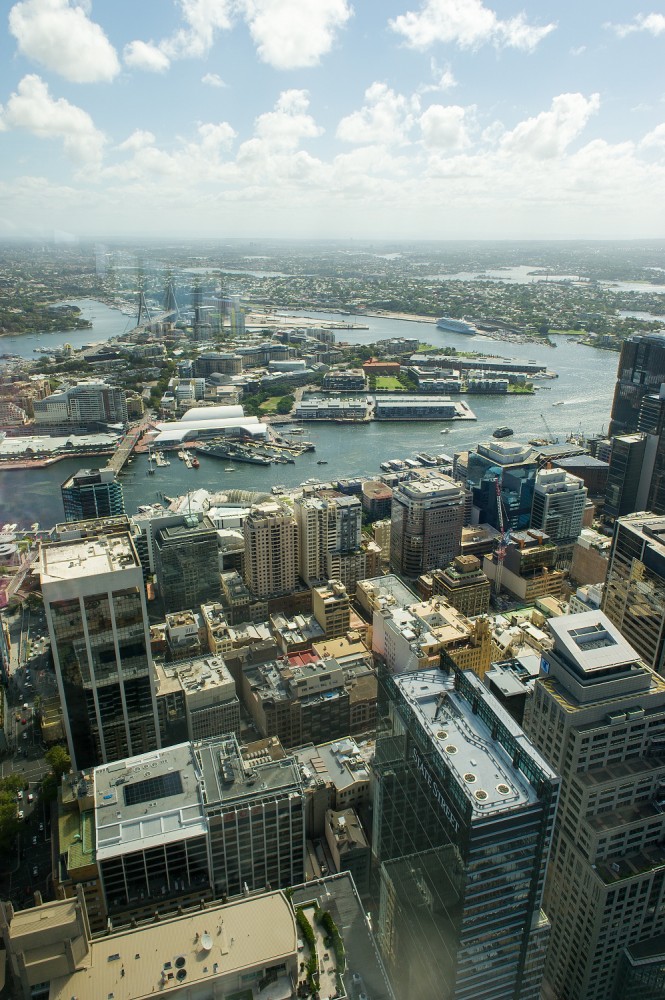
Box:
(27, 793), (33, 803)
(16, 790), (22, 801)
(38, 823), (43, 832)
(17, 810), (23, 820)
(31, 867), (37, 878)
(21, 718), (27, 725)
(32, 836), (36, 846)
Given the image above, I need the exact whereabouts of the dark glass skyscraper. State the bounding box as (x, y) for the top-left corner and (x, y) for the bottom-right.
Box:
(373, 659), (558, 1000)
(61, 468), (125, 522)
(609, 333), (665, 436)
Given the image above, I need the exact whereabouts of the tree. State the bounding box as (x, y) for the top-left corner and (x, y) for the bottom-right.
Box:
(45, 746), (71, 779)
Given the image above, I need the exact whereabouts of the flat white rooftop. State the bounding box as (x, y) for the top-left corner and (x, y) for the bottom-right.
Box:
(40, 532), (139, 585)
(94, 744), (206, 860)
(396, 669), (542, 817)
(549, 611), (640, 674)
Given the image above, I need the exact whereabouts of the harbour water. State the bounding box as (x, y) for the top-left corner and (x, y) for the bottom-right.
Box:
(0, 300), (620, 529)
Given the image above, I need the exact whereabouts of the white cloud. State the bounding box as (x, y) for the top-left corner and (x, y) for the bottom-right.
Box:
(124, 40), (171, 73)
(117, 130), (156, 152)
(0, 74), (106, 165)
(202, 72), (227, 87)
(390, 0), (556, 53)
(420, 60), (457, 92)
(500, 92), (600, 159)
(8, 0), (120, 83)
(641, 123), (665, 149)
(160, 0), (233, 60)
(420, 103), (472, 150)
(337, 83), (418, 145)
(607, 13), (665, 38)
(243, 0), (352, 69)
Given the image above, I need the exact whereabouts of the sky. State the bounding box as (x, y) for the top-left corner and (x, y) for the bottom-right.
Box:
(1, 0), (665, 242)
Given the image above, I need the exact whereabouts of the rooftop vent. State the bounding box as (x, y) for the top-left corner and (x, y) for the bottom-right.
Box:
(436, 730), (448, 740)
(445, 745), (458, 755)
(497, 783), (511, 795)
(475, 789), (488, 801)
(463, 773), (476, 783)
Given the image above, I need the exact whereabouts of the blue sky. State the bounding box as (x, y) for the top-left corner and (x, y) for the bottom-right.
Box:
(1, 0), (664, 240)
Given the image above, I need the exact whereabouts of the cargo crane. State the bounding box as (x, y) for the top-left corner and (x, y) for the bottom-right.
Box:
(493, 476), (511, 597)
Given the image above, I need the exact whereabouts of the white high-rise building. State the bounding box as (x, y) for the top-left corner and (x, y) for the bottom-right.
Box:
(34, 381), (128, 426)
(294, 495), (362, 587)
(530, 468), (587, 545)
(390, 476), (465, 578)
(40, 531), (160, 769)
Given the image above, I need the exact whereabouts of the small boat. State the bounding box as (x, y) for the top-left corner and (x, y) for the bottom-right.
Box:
(225, 466), (235, 472)
(440, 428), (450, 434)
(317, 460), (328, 465)
(191, 457), (200, 469)
(553, 401), (564, 407)
(493, 426), (514, 439)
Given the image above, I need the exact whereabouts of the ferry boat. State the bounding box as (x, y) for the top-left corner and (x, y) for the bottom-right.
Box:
(436, 317), (477, 335)
(493, 426), (514, 439)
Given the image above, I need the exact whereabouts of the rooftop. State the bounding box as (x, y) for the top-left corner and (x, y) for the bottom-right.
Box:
(195, 735), (302, 807)
(294, 737), (372, 792)
(48, 891), (297, 1000)
(395, 668), (555, 818)
(549, 611), (641, 674)
(40, 532), (139, 585)
(94, 744), (206, 861)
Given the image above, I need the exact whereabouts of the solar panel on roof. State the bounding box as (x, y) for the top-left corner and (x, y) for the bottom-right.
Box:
(123, 771), (183, 806)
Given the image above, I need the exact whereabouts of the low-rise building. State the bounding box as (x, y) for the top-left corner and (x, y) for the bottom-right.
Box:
(324, 807), (371, 893)
(484, 529), (565, 602)
(569, 582), (604, 614)
(428, 554), (491, 617)
(373, 596), (492, 678)
(270, 611), (326, 654)
(294, 736), (373, 836)
(0, 887), (299, 1000)
(569, 527), (612, 585)
(312, 579), (351, 639)
(154, 653), (241, 744)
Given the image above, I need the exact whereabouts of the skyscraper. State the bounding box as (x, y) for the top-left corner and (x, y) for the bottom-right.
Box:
(526, 611), (665, 1000)
(530, 468), (587, 545)
(609, 333), (665, 436)
(243, 501), (298, 598)
(40, 531), (160, 769)
(61, 468), (125, 522)
(153, 514), (220, 613)
(373, 660), (558, 1000)
(602, 512), (665, 674)
(294, 494), (363, 590)
(466, 440), (537, 532)
(604, 433), (649, 522)
(390, 476), (465, 578)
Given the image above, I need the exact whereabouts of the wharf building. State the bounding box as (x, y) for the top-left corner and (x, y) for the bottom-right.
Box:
(602, 512), (665, 675)
(373, 661), (558, 1000)
(372, 595), (492, 678)
(466, 441), (537, 532)
(153, 514), (220, 614)
(426, 554), (491, 617)
(390, 476), (465, 579)
(483, 529), (565, 603)
(39, 532), (160, 770)
(93, 736), (304, 924)
(0, 883), (299, 1000)
(526, 612), (665, 1000)
(373, 394), (476, 421)
(61, 468), (125, 522)
(243, 501), (298, 599)
(33, 380), (128, 429)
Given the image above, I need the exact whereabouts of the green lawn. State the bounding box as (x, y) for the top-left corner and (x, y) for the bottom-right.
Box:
(258, 396), (283, 413)
(375, 376), (404, 390)
(549, 329), (585, 336)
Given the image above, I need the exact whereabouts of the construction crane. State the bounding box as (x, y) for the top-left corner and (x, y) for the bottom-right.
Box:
(493, 476), (511, 597)
(540, 412), (558, 445)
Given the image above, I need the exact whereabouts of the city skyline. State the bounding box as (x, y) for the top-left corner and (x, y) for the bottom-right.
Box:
(0, 0), (664, 240)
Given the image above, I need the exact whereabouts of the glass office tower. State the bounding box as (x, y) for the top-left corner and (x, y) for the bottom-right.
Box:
(41, 532), (160, 769)
(373, 659), (558, 1000)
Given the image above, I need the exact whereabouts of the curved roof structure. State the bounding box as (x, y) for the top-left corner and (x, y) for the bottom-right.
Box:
(180, 405), (244, 422)
(153, 414), (266, 444)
